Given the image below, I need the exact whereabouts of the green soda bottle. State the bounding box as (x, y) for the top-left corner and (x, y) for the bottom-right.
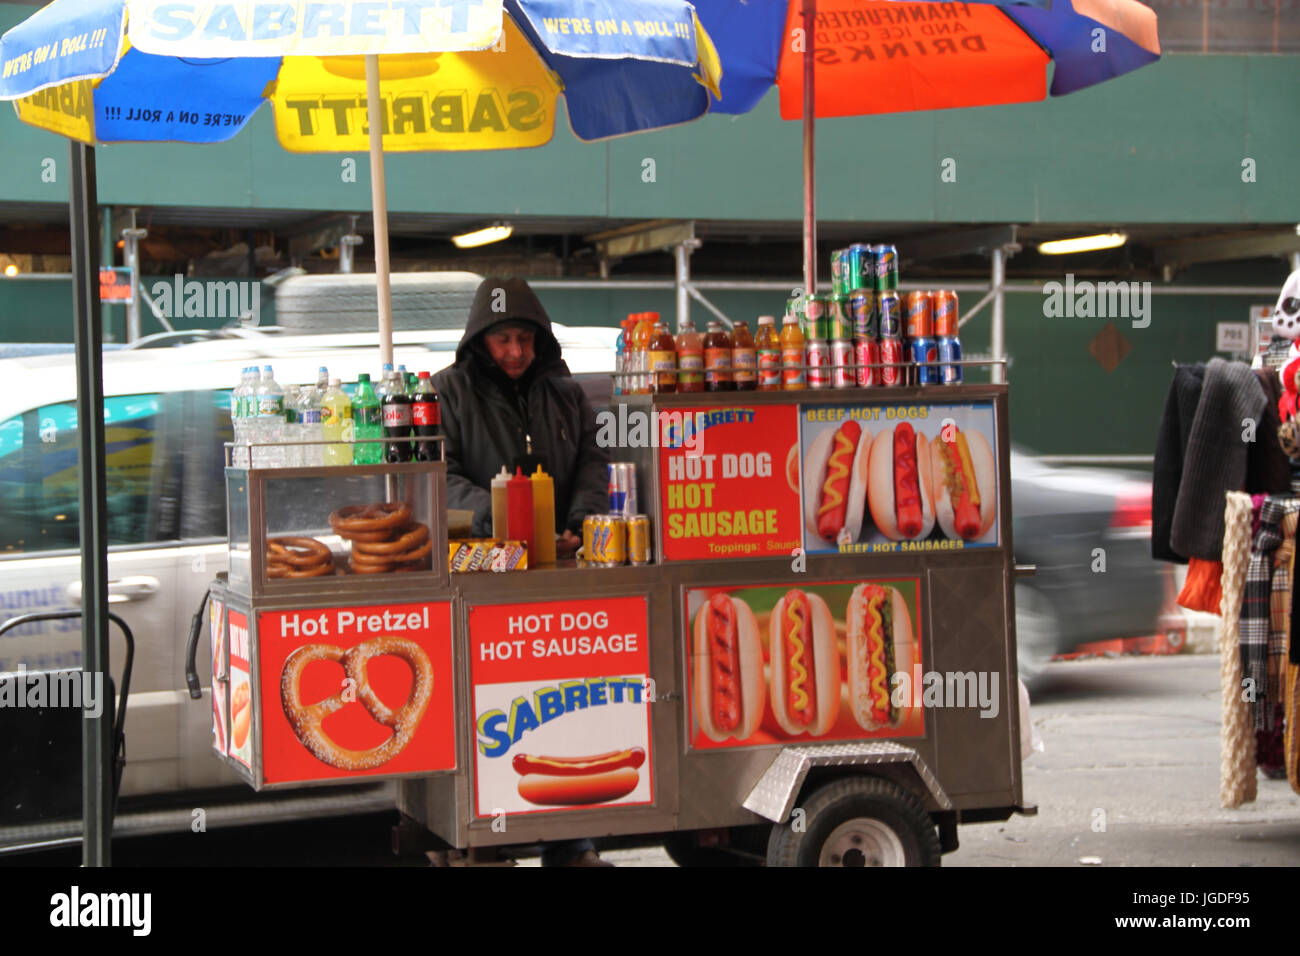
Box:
(352, 373), (383, 464)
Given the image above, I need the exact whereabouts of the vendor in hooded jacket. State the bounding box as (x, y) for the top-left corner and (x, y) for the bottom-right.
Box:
(434, 276), (610, 558)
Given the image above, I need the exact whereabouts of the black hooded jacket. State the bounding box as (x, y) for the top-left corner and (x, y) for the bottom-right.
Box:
(432, 277), (609, 537)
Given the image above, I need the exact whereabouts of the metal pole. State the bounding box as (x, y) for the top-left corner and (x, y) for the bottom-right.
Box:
(991, 246), (1006, 385)
(365, 55), (394, 367)
(1290, 251), (1299, 274)
(802, 0), (817, 300)
(674, 242), (691, 330)
(122, 209), (146, 343)
(68, 142), (112, 868)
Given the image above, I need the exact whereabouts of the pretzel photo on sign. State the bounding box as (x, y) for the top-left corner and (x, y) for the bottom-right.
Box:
(280, 636), (433, 771)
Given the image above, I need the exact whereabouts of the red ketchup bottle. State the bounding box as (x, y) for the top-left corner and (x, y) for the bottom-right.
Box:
(506, 467), (536, 561)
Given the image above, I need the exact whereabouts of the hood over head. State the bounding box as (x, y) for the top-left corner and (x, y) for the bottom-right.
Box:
(456, 277), (563, 372)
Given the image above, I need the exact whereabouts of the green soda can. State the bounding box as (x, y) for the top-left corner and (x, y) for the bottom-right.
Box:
(829, 248), (847, 297)
(805, 295), (832, 341)
(828, 295), (852, 341)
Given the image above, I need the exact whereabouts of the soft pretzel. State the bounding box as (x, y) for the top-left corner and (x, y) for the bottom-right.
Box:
(280, 637), (433, 771)
(329, 503), (412, 535)
(351, 522), (430, 556)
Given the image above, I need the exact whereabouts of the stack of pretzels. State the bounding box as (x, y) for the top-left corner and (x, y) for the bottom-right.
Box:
(267, 536), (336, 578)
(329, 502), (432, 574)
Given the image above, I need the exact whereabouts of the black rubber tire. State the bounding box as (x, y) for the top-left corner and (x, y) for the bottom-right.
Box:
(766, 776), (941, 867)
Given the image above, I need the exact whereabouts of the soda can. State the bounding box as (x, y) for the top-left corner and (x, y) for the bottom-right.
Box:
(848, 290), (876, 340)
(855, 336), (881, 387)
(617, 462), (639, 517)
(829, 248), (847, 296)
(911, 336), (940, 385)
(607, 463), (626, 515)
(786, 296), (806, 324)
(627, 515), (651, 565)
(905, 291), (933, 338)
(937, 335), (963, 384)
(873, 244), (899, 291)
(593, 515), (627, 566)
(828, 295), (852, 341)
(877, 291), (903, 338)
(830, 339), (855, 388)
(804, 295), (831, 341)
(880, 335), (906, 387)
(845, 244), (871, 294)
(806, 340), (831, 389)
(582, 514), (601, 563)
(932, 290), (959, 337)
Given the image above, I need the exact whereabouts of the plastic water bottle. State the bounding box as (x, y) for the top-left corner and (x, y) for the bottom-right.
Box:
(283, 385), (300, 467)
(299, 378), (324, 467)
(254, 365), (285, 467)
(229, 368), (246, 466)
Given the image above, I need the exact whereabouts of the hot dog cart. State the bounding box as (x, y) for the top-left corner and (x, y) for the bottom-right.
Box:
(200, 380), (1031, 867)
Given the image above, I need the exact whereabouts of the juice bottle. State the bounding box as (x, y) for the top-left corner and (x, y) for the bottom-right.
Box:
(780, 312), (806, 390)
(632, 313), (655, 395)
(530, 465), (557, 566)
(703, 321), (734, 392)
(322, 377), (353, 466)
(675, 317), (704, 393)
(732, 320), (757, 391)
(649, 320), (678, 393)
(755, 315), (781, 391)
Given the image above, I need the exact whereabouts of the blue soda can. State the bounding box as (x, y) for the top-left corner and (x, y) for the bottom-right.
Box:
(607, 463), (626, 513)
(937, 335), (963, 384)
(877, 291), (903, 338)
(910, 336), (939, 385)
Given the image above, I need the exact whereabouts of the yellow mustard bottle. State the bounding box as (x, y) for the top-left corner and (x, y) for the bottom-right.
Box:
(491, 466), (511, 539)
(530, 465), (557, 565)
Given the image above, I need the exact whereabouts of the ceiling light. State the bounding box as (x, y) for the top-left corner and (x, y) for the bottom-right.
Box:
(452, 224), (513, 249)
(3, 264), (18, 277)
(1038, 232), (1128, 255)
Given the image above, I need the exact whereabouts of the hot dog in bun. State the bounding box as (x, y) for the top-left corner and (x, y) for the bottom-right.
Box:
(513, 747), (645, 806)
(768, 589), (840, 736)
(932, 425), (997, 541)
(846, 584), (917, 731)
(803, 421), (871, 545)
(867, 422), (936, 540)
(693, 593), (765, 742)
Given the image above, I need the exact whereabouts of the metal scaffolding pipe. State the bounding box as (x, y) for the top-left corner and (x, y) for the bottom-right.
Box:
(991, 247), (1006, 385)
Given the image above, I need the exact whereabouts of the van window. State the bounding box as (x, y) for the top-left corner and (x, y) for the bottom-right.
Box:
(0, 390), (231, 555)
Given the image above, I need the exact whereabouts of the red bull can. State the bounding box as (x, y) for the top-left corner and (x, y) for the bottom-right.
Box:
(880, 336), (905, 387)
(606, 463), (625, 514)
(807, 340), (831, 389)
(910, 336), (939, 385)
(877, 291), (903, 338)
(937, 335), (963, 384)
(855, 336), (880, 387)
(830, 339), (855, 388)
(608, 462), (637, 516)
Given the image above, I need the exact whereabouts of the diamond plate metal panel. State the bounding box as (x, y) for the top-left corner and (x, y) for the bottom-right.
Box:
(742, 742), (952, 823)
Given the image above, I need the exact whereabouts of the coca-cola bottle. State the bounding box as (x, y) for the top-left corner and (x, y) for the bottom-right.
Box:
(381, 369), (413, 463)
(412, 371), (442, 462)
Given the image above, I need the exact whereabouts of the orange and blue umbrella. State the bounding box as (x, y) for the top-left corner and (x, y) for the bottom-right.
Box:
(693, 0), (1161, 117)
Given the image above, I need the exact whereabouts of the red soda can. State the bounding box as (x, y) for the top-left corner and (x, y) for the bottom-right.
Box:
(905, 291), (933, 338)
(855, 337), (880, 387)
(830, 339), (854, 388)
(932, 290), (959, 337)
(880, 335), (905, 387)
(806, 340), (831, 389)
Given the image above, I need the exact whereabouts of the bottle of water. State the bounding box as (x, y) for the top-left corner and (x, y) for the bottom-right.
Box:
(299, 378), (325, 466)
(254, 365), (285, 467)
(230, 367), (252, 467)
(283, 385), (301, 467)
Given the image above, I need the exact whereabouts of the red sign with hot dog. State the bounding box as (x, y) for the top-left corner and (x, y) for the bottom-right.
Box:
(256, 602), (455, 785)
(686, 580), (925, 750)
(470, 597), (653, 818)
(658, 404), (803, 561)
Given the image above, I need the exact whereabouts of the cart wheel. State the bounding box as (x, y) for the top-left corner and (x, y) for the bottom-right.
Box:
(766, 776), (940, 868)
(662, 829), (762, 868)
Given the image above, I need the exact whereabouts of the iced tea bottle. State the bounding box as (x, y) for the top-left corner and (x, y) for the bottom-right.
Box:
(780, 312), (807, 390)
(703, 321), (734, 392)
(755, 315), (781, 391)
(649, 320), (678, 393)
(675, 317), (704, 393)
(732, 320), (757, 391)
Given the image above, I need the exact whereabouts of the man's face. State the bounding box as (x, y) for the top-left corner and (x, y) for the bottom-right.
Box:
(484, 325), (536, 379)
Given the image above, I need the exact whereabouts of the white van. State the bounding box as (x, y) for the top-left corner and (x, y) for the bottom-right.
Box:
(0, 277), (618, 845)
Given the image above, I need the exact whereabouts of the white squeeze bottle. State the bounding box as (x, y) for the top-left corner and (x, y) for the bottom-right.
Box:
(322, 377), (352, 466)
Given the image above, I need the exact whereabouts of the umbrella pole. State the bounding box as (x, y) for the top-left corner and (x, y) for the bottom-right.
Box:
(365, 54), (395, 367)
(802, 0), (817, 300)
(68, 141), (113, 867)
